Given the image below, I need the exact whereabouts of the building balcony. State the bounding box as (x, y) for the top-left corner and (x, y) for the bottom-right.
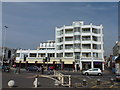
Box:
(81, 33), (91, 36)
(81, 41), (91, 44)
(64, 49), (74, 52)
(74, 48), (81, 52)
(74, 32), (80, 35)
(81, 57), (92, 60)
(64, 41), (74, 44)
(74, 40), (81, 43)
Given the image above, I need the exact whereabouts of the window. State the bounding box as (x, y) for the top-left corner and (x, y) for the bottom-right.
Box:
(65, 37), (73, 41)
(82, 53), (91, 57)
(57, 37), (63, 42)
(82, 28), (90, 33)
(57, 53), (63, 57)
(48, 53), (55, 57)
(82, 44), (91, 49)
(30, 53), (37, 57)
(92, 36), (98, 41)
(65, 44), (73, 49)
(74, 44), (80, 49)
(16, 53), (20, 57)
(65, 29), (73, 34)
(92, 28), (100, 34)
(38, 53), (45, 57)
(57, 30), (63, 36)
(75, 52), (80, 59)
(82, 36), (91, 41)
(74, 27), (80, 32)
(74, 35), (80, 40)
(93, 52), (102, 58)
(93, 44), (101, 49)
(65, 53), (73, 57)
(57, 45), (63, 50)
(93, 69), (98, 71)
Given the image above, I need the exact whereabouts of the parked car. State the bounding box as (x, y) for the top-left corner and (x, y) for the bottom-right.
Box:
(26, 66), (40, 72)
(116, 74), (120, 81)
(82, 68), (102, 76)
(1, 65), (10, 72)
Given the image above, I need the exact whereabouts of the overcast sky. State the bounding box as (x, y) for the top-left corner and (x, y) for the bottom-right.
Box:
(2, 2), (118, 56)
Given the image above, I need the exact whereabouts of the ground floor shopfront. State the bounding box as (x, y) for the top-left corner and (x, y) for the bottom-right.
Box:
(15, 60), (104, 71)
(77, 61), (104, 71)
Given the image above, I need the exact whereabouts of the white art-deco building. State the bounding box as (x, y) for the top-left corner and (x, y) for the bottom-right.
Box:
(16, 21), (104, 70)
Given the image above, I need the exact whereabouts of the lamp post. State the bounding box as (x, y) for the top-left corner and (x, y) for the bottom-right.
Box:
(59, 58), (62, 70)
(2, 26), (8, 66)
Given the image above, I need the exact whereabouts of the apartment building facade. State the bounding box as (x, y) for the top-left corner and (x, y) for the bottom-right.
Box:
(16, 21), (104, 70)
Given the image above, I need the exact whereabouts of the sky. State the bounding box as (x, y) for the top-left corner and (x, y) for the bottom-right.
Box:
(2, 2), (118, 56)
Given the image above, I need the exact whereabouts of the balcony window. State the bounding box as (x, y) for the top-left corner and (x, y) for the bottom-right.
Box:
(38, 53), (45, 57)
(16, 53), (20, 57)
(65, 29), (73, 34)
(82, 53), (91, 57)
(75, 52), (80, 59)
(74, 27), (80, 32)
(65, 53), (73, 57)
(74, 44), (80, 49)
(40, 48), (46, 50)
(82, 36), (91, 41)
(92, 28), (100, 34)
(93, 44), (101, 49)
(82, 44), (91, 49)
(57, 30), (63, 36)
(30, 53), (37, 57)
(92, 36), (98, 41)
(48, 53), (55, 57)
(57, 37), (63, 42)
(65, 37), (73, 41)
(74, 35), (80, 40)
(57, 45), (63, 50)
(65, 44), (73, 49)
(82, 28), (90, 33)
(93, 52), (102, 58)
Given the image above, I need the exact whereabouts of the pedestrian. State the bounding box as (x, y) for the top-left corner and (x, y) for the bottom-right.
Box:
(41, 65), (44, 74)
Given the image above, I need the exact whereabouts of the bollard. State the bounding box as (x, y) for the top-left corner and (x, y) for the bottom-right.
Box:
(33, 75), (40, 88)
(110, 78), (114, 85)
(54, 80), (60, 87)
(97, 79), (101, 85)
(8, 80), (15, 88)
(83, 79), (87, 86)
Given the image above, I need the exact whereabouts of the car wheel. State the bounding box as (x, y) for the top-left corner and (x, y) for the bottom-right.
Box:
(98, 73), (102, 76)
(85, 72), (88, 75)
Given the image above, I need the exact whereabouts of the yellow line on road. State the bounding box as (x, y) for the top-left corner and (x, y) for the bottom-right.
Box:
(109, 85), (114, 88)
(91, 86), (97, 88)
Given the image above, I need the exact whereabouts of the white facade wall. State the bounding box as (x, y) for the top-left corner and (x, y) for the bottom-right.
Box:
(16, 21), (104, 70)
(56, 21), (104, 70)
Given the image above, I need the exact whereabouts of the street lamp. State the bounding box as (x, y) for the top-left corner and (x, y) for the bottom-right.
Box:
(2, 26), (8, 65)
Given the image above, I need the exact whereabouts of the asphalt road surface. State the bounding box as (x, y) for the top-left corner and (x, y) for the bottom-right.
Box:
(1, 68), (120, 88)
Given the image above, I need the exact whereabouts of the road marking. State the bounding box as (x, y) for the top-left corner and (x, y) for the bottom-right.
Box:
(91, 86), (97, 88)
(109, 85), (114, 88)
(87, 76), (91, 79)
(26, 75), (36, 78)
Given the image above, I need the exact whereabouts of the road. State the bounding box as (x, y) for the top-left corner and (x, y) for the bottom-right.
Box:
(1, 68), (120, 88)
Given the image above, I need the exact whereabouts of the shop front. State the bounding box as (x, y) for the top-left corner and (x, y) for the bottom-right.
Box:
(94, 62), (102, 70)
(82, 62), (91, 70)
